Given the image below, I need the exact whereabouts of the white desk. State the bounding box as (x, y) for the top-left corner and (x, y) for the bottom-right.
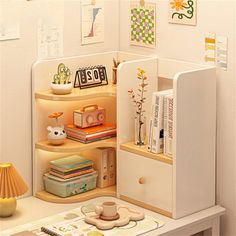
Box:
(0, 196), (225, 236)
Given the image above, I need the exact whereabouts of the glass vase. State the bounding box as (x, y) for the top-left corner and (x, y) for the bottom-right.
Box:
(134, 116), (146, 146)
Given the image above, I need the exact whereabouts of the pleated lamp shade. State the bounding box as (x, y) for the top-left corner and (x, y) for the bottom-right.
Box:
(0, 163), (28, 198)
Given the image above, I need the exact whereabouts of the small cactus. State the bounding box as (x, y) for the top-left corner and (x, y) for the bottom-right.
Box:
(53, 63), (72, 84)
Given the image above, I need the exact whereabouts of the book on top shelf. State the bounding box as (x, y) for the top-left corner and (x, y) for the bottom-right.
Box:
(148, 89), (173, 154)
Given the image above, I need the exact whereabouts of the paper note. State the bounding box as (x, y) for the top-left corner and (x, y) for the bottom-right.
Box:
(81, 0), (105, 45)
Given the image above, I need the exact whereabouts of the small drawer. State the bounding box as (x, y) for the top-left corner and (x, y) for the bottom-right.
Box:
(118, 150), (172, 213)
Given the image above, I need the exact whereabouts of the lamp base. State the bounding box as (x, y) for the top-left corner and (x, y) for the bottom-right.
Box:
(0, 197), (17, 217)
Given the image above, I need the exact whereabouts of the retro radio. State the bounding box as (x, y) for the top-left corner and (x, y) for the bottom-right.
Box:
(73, 104), (106, 128)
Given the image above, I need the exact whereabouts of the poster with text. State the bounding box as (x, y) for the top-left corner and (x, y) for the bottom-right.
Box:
(81, 0), (104, 45)
(130, 1), (156, 48)
(168, 0), (197, 25)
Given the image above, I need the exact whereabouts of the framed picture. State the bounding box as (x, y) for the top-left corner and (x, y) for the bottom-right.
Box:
(74, 66), (108, 89)
(168, 0), (197, 25)
(130, 1), (156, 48)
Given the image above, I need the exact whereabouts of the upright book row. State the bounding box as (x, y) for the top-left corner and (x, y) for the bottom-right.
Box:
(148, 89), (173, 158)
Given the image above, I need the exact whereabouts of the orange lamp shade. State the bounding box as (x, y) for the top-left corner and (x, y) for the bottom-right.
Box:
(0, 163), (28, 198)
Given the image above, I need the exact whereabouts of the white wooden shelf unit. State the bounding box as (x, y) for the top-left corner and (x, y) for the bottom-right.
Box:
(32, 51), (149, 203)
(117, 58), (216, 219)
(32, 51), (216, 219)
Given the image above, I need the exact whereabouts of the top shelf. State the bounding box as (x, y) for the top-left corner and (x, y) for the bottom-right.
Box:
(35, 85), (116, 101)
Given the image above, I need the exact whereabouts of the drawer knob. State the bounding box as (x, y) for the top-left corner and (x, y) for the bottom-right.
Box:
(138, 177), (145, 184)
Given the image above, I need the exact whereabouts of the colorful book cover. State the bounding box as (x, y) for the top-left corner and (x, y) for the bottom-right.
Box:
(49, 162), (92, 173)
(49, 155), (93, 170)
(65, 123), (116, 135)
(66, 130), (117, 141)
(49, 168), (94, 179)
(50, 165), (93, 175)
(67, 134), (116, 144)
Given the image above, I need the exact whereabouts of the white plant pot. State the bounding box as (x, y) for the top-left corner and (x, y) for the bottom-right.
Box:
(51, 82), (73, 95)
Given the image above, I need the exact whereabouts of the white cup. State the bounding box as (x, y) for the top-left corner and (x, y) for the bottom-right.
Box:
(95, 201), (117, 217)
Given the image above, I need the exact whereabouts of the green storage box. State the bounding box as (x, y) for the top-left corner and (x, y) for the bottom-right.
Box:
(43, 171), (98, 197)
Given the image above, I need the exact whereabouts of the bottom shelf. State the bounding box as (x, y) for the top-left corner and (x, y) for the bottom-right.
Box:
(36, 185), (117, 204)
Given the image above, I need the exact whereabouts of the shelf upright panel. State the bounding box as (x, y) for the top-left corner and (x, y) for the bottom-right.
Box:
(173, 67), (216, 219)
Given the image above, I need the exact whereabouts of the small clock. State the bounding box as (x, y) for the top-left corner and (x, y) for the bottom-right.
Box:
(74, 66), (108, 89)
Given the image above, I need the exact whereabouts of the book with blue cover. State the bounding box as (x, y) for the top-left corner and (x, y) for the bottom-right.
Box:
(49, 155), (93, 171)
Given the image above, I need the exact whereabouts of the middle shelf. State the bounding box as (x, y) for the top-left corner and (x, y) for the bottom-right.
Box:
(35, 137), (117, 153)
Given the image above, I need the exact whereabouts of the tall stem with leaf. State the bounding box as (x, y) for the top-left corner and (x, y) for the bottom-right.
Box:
(128, 68), (148, 145)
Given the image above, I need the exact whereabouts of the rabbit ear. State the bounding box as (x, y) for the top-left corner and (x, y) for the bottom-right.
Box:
(47, 126), (53, 132)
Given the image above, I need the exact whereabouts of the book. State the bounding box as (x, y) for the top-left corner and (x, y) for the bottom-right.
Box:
(49, 168), (94, 179)
(50, 165), (93, 175)
(44, 171), (96, 182)
(149, 90), (173, 154)
(49, 155), (92, 171)
(49, 162), (92, 173)
(67, 133), (116, 144)
(65, 123), (116, 136)
(41, 217), (87, 236)
(66, 129), (117, 141)
(163, 94), (174, 158)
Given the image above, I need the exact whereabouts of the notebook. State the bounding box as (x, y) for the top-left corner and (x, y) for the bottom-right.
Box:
(41, 217), (85, 236)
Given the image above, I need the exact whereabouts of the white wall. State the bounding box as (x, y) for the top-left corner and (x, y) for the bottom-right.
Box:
(0, 0), (119, 196)
(120, 1), (236, 235)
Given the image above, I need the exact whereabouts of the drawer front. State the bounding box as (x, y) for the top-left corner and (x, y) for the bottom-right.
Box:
(118, 150), (173, 213)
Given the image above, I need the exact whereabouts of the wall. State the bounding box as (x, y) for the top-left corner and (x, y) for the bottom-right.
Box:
(120, 0), (236, 235)
(0, 0), (119, 196)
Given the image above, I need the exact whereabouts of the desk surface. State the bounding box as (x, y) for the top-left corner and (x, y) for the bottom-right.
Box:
(0, 196), (225, 236)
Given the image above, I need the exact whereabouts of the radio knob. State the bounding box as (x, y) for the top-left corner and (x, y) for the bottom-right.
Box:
(97, 112), (105, 121)
(86, 115), (94, 124)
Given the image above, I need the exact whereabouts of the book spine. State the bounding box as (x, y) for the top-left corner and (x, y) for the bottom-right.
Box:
(150, 93), (164, 154)
(164, 95), (174, 158)
(108, 148), (116, 186)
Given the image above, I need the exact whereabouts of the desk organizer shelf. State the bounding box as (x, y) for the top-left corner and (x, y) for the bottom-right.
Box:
(32, 51), (148, 203)
(32, 51), (216, 219)
(117, 57), (216, 219)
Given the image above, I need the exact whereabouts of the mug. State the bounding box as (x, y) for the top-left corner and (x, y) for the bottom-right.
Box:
(95, 201), (117, 217)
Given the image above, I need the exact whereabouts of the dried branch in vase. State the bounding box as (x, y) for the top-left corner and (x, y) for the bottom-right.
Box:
(128, 68), (148, 145)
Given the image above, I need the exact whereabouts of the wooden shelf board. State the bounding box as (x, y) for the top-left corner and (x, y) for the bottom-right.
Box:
(35, 85), (116, 101)
(36, 137), (117, 153)
(36, 186), (117, 204)
(120, 142), (173, 165)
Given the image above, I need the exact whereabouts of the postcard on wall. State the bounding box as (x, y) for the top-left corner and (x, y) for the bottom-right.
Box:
(81, 0), (104, 45)
(130, 1), (156, 48)
(168, 0), (197, 25)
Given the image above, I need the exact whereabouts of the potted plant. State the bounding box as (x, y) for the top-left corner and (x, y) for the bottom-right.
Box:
(51, 63), (73, 95)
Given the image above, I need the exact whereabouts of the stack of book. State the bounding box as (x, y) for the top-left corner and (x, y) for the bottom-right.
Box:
(148, 89), (173, 157)
(48, 155), (94, 179)
(65, 123), (116, 144)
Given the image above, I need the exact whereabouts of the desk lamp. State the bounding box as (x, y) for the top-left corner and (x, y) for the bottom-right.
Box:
(0, 163), (28, 217)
